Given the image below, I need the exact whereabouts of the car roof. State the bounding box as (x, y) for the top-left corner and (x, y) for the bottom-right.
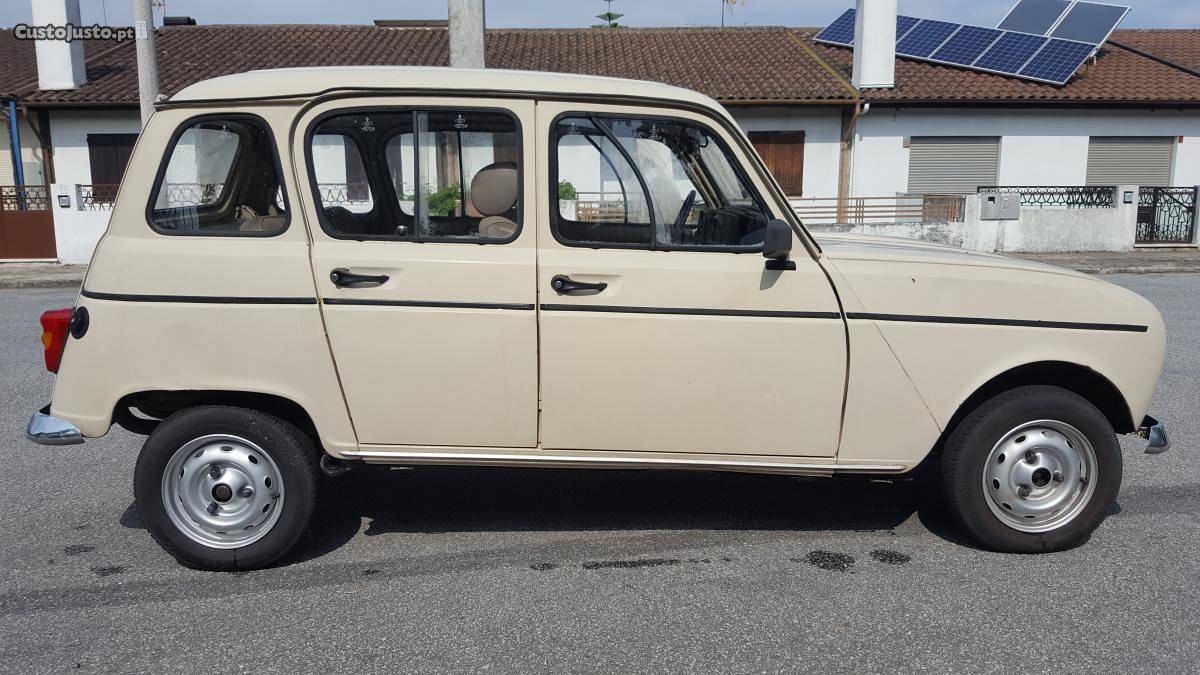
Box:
(169, 66), (727, 111)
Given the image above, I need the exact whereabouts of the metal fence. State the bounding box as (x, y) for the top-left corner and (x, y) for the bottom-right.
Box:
(77, 184), (120, 211)
(0, 185), (51, 211)
(1137, 187), (1197, 244)
(977, 186), (1116, 209)
(792, 194), (965, 225)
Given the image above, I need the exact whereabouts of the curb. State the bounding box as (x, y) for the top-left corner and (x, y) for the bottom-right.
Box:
(0, 278), (85, 290)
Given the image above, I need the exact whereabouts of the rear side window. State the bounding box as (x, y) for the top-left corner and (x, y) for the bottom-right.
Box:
(149, 116), (288, 235)
(308, 109), (521, 242)
(553, 115), (770, 250)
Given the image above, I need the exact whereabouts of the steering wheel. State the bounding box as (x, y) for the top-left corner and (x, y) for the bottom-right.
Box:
(672, 190), (698, 232)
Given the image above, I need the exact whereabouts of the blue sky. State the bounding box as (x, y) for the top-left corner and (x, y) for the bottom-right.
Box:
(2, 0), (1196, 29)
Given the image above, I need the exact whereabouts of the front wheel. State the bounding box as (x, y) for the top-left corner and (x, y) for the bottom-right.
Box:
(942, 385), (1122, 553)
(134, 406), (319, 570)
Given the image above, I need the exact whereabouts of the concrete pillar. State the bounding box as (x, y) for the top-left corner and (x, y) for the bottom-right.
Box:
(31, 0), (86, 90)
(133, 0), (160, 128)
(852, 0), (896, 90)
(448, 0), (485, 69)
(1117, 185), (1138, 251)
(1193, 185), (1200, 246)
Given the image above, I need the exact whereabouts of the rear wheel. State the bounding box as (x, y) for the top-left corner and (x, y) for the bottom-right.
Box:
(134, 406), (319, 570)
(942, 385), (1121, 553)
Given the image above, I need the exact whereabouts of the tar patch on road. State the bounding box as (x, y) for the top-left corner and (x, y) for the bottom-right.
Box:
(90, 565), (128, 577)
(797, 550), (856, 572)
(870, 549), (911, 565)
(63, 545), (95, 556)
(532, 557), (736, 571)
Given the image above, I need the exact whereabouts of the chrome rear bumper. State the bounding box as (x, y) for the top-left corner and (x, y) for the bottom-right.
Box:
(26, 406), (84, 446)
(1137, 415), (1170, 454)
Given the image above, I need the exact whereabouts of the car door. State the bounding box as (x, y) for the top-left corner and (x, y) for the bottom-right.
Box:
(297, 97), (538, 448)
(536, 101), (846, 457)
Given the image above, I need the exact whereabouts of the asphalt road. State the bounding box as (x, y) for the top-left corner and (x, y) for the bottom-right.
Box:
(1, 276), (1197, 674)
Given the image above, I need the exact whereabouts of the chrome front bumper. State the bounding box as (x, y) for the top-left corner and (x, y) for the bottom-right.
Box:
(1137, 415), (1171, 454)
(26, 406), (84, 446)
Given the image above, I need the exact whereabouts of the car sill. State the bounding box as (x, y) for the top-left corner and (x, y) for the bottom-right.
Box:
(338, 449), (908, 476)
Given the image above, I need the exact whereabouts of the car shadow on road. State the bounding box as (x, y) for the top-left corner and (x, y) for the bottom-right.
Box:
(281, 464), (981, 564)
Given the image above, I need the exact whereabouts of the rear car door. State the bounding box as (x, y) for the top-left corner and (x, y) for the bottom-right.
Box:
(536, 102), (847, 457)
(296, 97), (537, 448)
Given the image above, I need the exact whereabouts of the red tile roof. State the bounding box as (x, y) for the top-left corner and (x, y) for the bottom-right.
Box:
(1, 24), (1197, 107)
(0, 29), (39, 96)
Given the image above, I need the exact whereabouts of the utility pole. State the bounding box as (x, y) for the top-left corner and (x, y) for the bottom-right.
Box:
(133, 0), (159, 127)
(448, 0), (486, 69)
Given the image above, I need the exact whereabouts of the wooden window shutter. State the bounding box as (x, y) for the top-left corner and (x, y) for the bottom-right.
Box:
(748, 131), (804, 197)
(86, 133), (139, 185)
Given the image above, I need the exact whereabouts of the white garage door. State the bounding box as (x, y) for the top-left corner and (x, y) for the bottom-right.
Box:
(1086, 137), (1175, 186)
(907, 136), (1000, 194)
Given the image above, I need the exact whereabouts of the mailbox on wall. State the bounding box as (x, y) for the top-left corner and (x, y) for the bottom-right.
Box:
(981, 193), (1021, 220)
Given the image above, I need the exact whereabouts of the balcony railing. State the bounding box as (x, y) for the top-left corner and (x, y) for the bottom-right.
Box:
(0, 185), (51, 211)
(977, 186), (1116, 209)
(77, 184), (120, 210)
(792, 194), (965, 225)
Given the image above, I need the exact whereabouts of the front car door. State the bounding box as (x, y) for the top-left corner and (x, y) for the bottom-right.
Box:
(536, 101), (846, 457)
(296, 97), (538, 448)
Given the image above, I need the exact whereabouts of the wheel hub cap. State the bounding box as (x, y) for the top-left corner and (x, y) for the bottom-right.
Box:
(161, 434), (285, 549)
(983, 420), (1097, 533)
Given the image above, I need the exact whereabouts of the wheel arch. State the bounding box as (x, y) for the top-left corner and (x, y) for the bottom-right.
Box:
(116, 389), (323, 450)
(944, 361), (1135, 440)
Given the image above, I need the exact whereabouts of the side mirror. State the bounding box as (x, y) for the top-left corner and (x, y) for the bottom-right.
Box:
(762, 219), (796, 271)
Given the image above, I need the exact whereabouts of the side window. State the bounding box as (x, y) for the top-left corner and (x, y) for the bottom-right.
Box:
(309, 110), (521, 242)
(150, 116), (288, 235)
(553, 115), (770, 250)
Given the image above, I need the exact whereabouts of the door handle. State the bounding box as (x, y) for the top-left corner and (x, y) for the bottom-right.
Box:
(330, 268), (389, 288)
(550, 274), (608, 295)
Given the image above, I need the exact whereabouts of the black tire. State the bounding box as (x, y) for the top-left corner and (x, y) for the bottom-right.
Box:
(942, 385), (1122, 553)
(133, 406), (320, 571)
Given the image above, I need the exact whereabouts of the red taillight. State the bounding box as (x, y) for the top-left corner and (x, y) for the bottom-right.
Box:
(40, 308), (73, 373)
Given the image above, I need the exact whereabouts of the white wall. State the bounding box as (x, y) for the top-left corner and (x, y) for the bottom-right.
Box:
(730, 106), (844, 199)
(48, 110), (142, 186)
(852, 107), (1200, 195)
(50, 183), (109, 264)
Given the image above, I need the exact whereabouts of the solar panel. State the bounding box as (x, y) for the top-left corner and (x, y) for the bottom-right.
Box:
(814, 8), (856, 46)
(896, 20), (962, 59)
(974, 32), (1050, 73)
(930, 25), (1004, 66)
(997, 0), (1072, 35)
(1049, 1), (1129, 44)
(895, 15), (921, 40)
(1019, 37), (1096, 82)
(812, 2), (1127, 86)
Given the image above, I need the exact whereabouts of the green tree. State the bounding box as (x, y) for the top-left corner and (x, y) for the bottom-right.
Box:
(592, 0), (623, 28)
(557, 180), (578, 200)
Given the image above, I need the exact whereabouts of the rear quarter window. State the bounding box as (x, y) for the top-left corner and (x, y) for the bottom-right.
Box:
(148, 115), (289, 236)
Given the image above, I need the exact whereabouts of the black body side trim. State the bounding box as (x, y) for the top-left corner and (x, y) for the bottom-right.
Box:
(540, 304), (841, 319)
(323, 298), (535, 311)
(846, 312), (1148, 333)
(80, 290), (317, 305)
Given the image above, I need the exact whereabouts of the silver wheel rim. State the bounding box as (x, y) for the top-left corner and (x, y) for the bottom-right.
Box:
(161, 434), (285, 549)
(983, 420), (1097, 533)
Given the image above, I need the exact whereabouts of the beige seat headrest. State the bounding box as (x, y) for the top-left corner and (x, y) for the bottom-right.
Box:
(470, 162), (518, 217)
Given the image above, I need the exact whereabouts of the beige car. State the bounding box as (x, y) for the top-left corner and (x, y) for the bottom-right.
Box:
(27, 67), (1170, 570)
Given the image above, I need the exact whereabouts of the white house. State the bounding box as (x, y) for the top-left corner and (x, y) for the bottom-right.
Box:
(2, 0), (1198, 262)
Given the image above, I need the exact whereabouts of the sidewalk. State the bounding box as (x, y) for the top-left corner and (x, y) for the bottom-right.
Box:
(0, 264), (86, 290)
(2, 248), (1199, 289)
(1011, 249), (1200, 275)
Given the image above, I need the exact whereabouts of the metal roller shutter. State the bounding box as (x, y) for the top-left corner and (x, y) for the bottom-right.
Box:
(1086, 137), (1174, 186)
(0, 125), (13, 185)
(907, 136), (1000, 194)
